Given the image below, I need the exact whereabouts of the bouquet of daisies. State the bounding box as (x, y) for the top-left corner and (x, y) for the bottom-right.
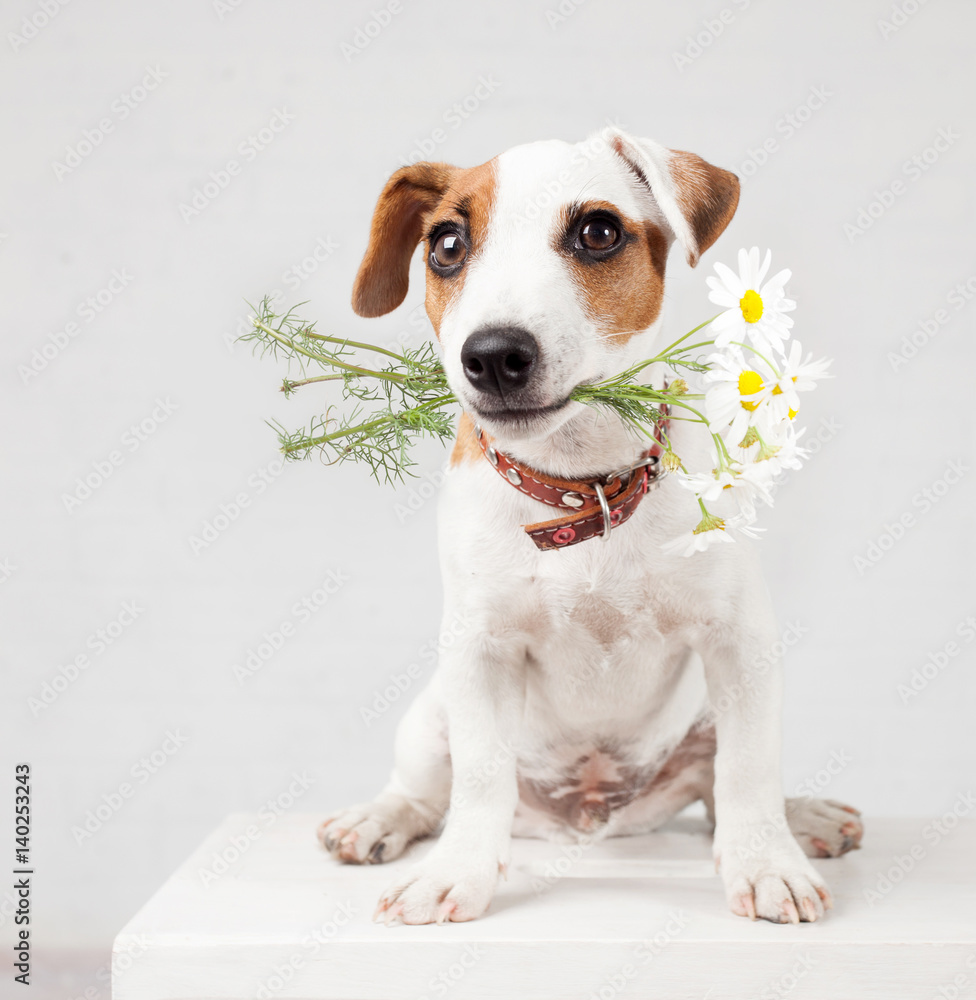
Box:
(241, 247), (831, 556)
(663, 247), (832, 555)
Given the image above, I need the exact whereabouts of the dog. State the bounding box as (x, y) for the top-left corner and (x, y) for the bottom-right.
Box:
(318, 127), (863, 925)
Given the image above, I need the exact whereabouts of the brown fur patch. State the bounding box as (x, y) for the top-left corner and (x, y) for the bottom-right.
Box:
(422, 158), (497, 338)
(669, 150), (740, 264)
(450, 412), (483, 467)
(571, 595), (629, 649)
(554, 199), (667, 344)
(641, 722), (717, 797)
(352, 162), (459, 318)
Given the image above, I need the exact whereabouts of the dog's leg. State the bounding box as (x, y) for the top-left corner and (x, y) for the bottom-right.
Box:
(786, 797), (864, 858)
(700, 608), (834, 924)
(374, 624), (524, 925)
(318, 685), (451, 864)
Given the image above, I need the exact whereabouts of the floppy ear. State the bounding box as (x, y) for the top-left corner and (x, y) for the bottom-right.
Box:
(352, 162), (459, 317)
(602, 127), (739, 268)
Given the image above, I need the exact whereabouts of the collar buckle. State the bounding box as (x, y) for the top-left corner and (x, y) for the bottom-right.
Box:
(592, 481), (614, 541)
(602, 453), (660, 486)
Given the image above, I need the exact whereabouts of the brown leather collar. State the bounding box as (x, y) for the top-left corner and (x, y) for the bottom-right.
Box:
(474, 404), (670, 550)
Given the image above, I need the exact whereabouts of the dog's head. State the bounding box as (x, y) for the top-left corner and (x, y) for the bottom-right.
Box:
(352, 128), (739, 443)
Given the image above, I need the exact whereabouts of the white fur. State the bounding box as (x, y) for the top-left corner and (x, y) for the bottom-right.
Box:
(321, 130), (848, 927)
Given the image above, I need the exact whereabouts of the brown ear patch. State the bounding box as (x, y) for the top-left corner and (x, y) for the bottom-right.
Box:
(422, 158), (497, 339)
(670, 151), (740, 264)
(555, 200), (668, 344)
(352, 162), (459, 318)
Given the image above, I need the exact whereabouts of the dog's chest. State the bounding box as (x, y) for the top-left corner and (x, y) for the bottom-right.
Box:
(511, 557), (701, 720)
(521, 557), (689, 658)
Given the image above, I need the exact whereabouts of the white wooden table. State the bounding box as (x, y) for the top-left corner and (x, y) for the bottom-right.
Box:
(113, 812), (976, 1000)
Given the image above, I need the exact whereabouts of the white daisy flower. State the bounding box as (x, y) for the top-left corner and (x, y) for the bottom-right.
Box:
(662, 512), (735, 557)
(732, 466), (777, 508)
(735, 423), (808, 482)
(726, 510), (766, 540)
(706, 247), (795, 357)
(677, 465), (775, 510)
(702, 348), (778, 447)
(766, 339), (832, 423)
(676, 468), (740, 501)
(662, 526), (735, 557)
(764, 424), (808, 476)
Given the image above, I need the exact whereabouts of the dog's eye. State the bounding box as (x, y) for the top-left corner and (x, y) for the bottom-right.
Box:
(430, 232), (467, 270)
(579, 218), (619, 252)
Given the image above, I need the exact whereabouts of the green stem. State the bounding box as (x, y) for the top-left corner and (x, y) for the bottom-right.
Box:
(656, 314), (721, 357)
(282, 374), (345, 391)
(712, 432), (735, 467)
(283, 413), (397, 455)
(301, 332), (412, 361)
(665, 340), (717, 356)
(282, 393), (457, 455)
(663, 397), (709, 424)
(254, 320), (409, 384)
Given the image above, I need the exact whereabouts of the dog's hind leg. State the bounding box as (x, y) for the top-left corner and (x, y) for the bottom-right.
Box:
(693, 751), (862, 856)
(785, 797), (864, 858)
(318, 684), (451, 864)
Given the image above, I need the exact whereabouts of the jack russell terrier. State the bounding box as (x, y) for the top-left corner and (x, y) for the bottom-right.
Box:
(318, 127), (863, 925)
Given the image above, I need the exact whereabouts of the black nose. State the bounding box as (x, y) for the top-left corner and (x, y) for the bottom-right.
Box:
(460, 326), (538, 396)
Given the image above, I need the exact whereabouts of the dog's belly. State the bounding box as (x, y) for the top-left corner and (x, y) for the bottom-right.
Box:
(513, 721), (716, 840)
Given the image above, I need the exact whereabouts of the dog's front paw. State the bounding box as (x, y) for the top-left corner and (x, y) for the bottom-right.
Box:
(374, 853), (501, 925)
(716, 828), (832, 924)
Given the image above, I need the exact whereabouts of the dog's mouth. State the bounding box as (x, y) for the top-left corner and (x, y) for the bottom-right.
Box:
(471, 397), (571, 425)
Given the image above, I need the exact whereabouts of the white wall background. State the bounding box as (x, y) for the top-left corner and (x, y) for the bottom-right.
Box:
(1, 0), (974, 972)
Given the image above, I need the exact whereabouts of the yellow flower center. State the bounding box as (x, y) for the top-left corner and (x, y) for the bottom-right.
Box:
(771, 385), (798, 419)
(739, 289), (764, 324)
(737, 369), (764, 411)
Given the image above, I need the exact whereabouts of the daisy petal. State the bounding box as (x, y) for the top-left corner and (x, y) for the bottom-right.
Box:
(756, 248), (772, 286)
(712, 261), (745, 298)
